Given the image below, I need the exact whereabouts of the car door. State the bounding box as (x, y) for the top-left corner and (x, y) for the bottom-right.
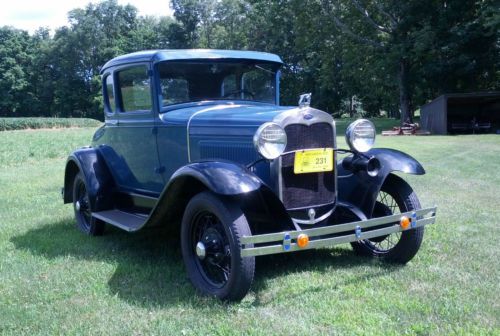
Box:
(103, 63), (164, 194)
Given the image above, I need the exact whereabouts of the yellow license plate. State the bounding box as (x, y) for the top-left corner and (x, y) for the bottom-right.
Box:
(294, 149), (334, 174)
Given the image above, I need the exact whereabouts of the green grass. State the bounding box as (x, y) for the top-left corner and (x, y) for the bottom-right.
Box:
(0, 118), (102, 131)
(0, 127), (499, 335)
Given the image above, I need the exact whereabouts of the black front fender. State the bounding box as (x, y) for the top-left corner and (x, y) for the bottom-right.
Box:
(170, 161), (263, 195)
(338, 148), (425, 218)
(368, 148), (425, 175)
(143, 161), (264, 228)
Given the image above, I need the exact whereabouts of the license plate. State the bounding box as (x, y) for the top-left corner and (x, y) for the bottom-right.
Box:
(294, 149), (334, 174)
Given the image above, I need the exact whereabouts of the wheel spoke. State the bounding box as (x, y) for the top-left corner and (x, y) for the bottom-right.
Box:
(367, 188), (406, 252)
(212, 262), (229, 281)
(379, 192), (388, 204)
(389, 197), (397, 213)
(192, 211), (231, 288)
(74, 179), (92, 229)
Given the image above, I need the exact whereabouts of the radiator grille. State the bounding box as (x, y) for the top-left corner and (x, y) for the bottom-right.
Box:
(285, 123), (334, 151)
(281, 122), (335, 209)
(199, 141), (257, 164)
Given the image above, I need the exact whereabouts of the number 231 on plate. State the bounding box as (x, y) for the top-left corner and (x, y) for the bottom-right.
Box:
(294, 149), (333, 174)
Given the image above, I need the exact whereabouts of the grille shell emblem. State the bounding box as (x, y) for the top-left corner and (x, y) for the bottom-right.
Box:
(303, 113), (313, 120)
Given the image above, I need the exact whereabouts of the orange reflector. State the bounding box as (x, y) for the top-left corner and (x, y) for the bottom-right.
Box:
(297, 234), (309, 248)
(400, 216), (411, 230)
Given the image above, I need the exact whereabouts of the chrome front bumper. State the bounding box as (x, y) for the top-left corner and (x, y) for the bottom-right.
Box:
(240, 207), (437, 257)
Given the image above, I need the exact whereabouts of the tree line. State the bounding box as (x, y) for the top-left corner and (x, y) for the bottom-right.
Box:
(0, 0), (498, 121)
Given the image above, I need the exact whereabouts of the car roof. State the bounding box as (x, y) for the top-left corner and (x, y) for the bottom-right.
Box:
(100, 49), (283, 73)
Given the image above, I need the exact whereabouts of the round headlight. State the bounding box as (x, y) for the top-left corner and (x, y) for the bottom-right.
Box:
(253, 122), (287, 159)
(345, 119), (376, 153)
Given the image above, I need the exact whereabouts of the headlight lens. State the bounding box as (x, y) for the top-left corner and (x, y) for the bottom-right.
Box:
(345, 119), (376, 152)
(253, 122), (287, 159)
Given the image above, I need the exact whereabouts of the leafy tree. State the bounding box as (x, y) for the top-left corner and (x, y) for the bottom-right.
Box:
(129, 16), (178, 50)
(324, 0), (499, 122)
(49, 0), (139, 118)
(26, 28), (56, 116)
(170, 0), (207, 47)
(412, 0), (500, 102)
(0, 27), (33, 116)
(0, 0), (498, 119)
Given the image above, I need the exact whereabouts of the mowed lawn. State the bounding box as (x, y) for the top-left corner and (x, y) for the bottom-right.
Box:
(0, 127), (499, 335)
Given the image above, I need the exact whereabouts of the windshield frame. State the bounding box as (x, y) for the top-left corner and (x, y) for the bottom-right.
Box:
(154, 59), (281, 113)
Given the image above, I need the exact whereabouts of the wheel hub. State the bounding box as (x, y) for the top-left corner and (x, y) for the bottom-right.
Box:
(196, 241), (206, 260)
(196, 227), (226, 261)
(202, 229), (222, 250)
(191, 213), (231, 287)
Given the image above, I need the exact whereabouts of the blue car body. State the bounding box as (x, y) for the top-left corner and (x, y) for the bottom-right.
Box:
(63, 49), (437, 300)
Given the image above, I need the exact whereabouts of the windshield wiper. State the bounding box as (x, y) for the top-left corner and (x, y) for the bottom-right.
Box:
(254, 64), (276, 75)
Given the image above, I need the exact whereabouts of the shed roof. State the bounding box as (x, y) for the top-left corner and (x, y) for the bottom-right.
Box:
(101, 49), (283, 73)
(421, 92), (500, 109)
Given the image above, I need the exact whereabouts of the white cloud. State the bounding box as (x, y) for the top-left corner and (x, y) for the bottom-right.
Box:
(0, 0), (173, 33)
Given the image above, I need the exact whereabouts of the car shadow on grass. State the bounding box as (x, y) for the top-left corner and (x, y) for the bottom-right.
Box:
(11, 219), (401, 308)
(251, 248), (402, 304)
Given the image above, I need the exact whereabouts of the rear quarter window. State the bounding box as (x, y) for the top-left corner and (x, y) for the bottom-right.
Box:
(104, 75), (116, 113)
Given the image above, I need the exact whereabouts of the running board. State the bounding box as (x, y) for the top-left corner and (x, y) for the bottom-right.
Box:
(92, 210), (147, 232)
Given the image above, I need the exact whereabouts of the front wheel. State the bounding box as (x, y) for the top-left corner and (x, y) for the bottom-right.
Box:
(351, 174), (425, 263)
(181, 192), (255, 301)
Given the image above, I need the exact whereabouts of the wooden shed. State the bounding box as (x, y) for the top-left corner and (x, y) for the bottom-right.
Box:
(420, 92), (500, 135)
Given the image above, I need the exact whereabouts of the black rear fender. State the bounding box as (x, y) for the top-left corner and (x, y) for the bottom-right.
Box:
(63, 147), (115, 211)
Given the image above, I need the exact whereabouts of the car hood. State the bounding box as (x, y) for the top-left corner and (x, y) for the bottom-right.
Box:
(160, 101), (334, 167)
(160, 102), (296, 128)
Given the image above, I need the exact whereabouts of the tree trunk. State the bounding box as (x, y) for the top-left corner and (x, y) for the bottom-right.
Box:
(349, 95), (354, 117)
(398, 59), (412, 125)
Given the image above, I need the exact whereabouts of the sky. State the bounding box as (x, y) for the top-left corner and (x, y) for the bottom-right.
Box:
(0, 0), (173, 34)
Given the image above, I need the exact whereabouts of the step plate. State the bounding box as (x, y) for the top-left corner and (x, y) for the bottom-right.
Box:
(92, 210), (147, 232)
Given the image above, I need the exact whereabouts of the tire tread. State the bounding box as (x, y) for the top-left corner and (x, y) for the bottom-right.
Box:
(181, 191), (255, 301)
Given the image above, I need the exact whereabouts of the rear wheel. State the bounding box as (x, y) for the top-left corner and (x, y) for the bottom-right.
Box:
(72, 172), (105, 236)
(351, 174), (424, 263)
(181, 192), (255, 301)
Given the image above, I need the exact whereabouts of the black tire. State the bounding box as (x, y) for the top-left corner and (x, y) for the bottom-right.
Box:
(72, 172), (105, 236)
(351, 174), (424, 264)
(181, 192), (255, 301)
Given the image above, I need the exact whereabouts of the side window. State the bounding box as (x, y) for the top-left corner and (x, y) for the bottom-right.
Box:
(104, 75), (115, 113)
(117, 66), (151, 112)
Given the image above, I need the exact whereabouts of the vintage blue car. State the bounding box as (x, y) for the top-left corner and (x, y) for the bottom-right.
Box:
(63, 49), (437, 301)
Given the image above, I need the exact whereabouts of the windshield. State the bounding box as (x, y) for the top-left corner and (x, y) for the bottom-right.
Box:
(157, 61), (279, 108)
